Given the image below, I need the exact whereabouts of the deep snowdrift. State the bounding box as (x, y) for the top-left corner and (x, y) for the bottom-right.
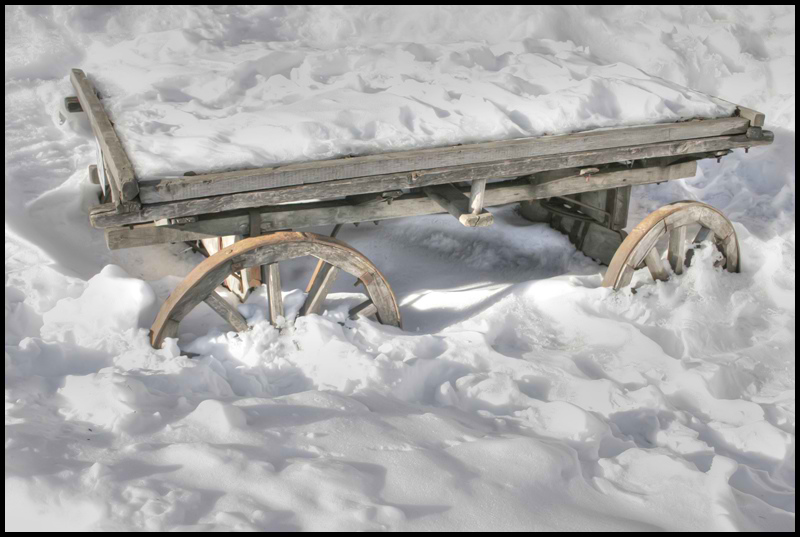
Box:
(5, 5), (795, 532)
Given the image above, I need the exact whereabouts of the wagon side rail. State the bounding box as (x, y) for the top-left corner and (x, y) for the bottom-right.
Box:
(68, 69), (140, 211)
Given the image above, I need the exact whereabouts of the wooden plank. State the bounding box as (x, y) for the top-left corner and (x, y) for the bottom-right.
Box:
(92, 131), (770, 229)
(423, 184), (494, 227)
(203, 290), (249, 332)
(137, 117), (749, 203)
(736, 106), (765, 128)
(530, 160), (697, 199)
(70, 69), (139, 201)
(104, 160), (700, 249)
(266, 263), (283, 325)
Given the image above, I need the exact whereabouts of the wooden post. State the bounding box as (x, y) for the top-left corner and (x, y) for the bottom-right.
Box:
(423, 184), (493, 227)
(266, 263), (283, 325)
(469, 178), (487, 215)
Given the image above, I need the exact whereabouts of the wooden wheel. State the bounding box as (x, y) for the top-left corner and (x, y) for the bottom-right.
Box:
(601, 201), (740, 290)
(150, 231), (401, 348)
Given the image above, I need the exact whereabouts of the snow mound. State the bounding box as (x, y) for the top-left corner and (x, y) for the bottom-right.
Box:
(5, 5), (795, 533)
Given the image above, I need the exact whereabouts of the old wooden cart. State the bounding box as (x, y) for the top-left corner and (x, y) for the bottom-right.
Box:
(66, 69), (774, 348)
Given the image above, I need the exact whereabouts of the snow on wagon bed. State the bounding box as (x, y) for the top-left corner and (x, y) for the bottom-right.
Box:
(84, 35), (737, 180)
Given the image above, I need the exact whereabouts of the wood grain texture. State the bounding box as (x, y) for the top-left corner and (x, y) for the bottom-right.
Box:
(266, 263), (283, 325)
(423, 184), (494, 227)
(105, 160), (700, 249)
(93, 131), (771, 229)
(138, 117), (749, 203)
(203, 290), (249, 332)
(70, 69), (139, 201)
(602, 201), (740, 290)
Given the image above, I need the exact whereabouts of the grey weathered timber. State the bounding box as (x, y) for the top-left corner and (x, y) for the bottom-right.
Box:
(349, 299), (377, 320)
(644, 248), (669, 282)
(668, 226), (688, 275)
(65, 96), (83, 113)
(266, 263), (283, 325)
(138, 116), (749, 203)
(92, 131), (771, 229)
(602, 201), (740, 290)
(736, 106), (765, 128)
(300, 263), (340, 316)
(203, 290), (250, 332)
(469, 178), (487, 215)
(88, 164), (99, 185)
(70, 69), (139, 201)
(104, 160), (701, 249)
(423, 184), (494, 227)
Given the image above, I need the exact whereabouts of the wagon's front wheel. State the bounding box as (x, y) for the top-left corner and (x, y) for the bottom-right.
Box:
(602, 201), (740, 290)
(150, 231), (401, 349)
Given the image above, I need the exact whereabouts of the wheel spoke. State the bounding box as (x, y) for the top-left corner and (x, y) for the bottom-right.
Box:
(301, 262), (340, 316)
(204, 290), (249, 332)
(668, 226), (687, 275)
(349, 298), (377, 320)
(644, 247), (669, 282)
(265, 263), (283, 325)
(685, 225), (712, 267)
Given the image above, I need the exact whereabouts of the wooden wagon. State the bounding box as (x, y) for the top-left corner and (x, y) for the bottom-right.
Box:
(66, 69), (774, 348)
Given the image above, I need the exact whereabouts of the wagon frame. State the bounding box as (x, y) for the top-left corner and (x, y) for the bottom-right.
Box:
(66, 69), (774, 347)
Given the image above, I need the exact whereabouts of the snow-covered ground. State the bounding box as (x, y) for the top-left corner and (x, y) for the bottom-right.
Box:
(5, 5), (795, 532)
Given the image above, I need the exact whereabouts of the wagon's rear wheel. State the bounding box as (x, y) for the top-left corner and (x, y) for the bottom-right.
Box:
(150, 231), (401, 348)
(602, 201), (740, 290)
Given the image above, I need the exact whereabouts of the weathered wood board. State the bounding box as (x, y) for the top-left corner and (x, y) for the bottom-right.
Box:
(70, 69), (139, 202)
(91, 131), (770, 230)
(137, 116), (750, 203)
(105, 160), (699, 250)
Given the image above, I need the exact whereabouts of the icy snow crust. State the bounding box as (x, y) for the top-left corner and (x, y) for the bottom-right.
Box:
(80, 35), (735, 178)
(5, 5), (796, 532)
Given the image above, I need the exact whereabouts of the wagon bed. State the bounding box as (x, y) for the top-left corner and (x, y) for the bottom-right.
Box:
(66, 68), (773, 347)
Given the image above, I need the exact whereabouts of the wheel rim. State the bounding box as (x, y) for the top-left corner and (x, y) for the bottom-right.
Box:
(602, 201), (740, 290)
(150, 231), (401, 348)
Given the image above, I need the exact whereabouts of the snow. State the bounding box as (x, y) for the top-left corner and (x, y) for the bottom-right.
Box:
(77, 34), (735, 179)
(5, 5), (796, 532)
